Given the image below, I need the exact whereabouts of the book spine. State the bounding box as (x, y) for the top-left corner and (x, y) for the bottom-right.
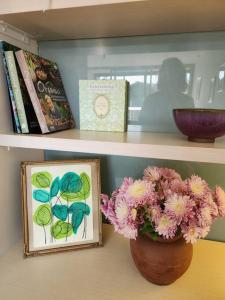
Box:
(2, 53), (22, 133)
(5, 51), (29, 133)
(124, 81), (128, 132)
(15, 50), (49, 134)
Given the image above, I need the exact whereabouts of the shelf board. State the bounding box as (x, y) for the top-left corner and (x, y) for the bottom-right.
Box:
(1, 0), (225, 40)
(0, 224), (224, 300)
(0, 0), (141, 14)
(1, 129), (225, 163)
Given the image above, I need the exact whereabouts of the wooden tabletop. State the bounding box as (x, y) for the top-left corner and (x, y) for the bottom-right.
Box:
(0, 224), (224, 300)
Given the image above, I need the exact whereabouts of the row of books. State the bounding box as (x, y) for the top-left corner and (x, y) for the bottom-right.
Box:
(0, 41), (74, 134)
(1, 41), (129, 134)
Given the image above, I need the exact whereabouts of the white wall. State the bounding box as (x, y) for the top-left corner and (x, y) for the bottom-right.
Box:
(0, 31), (43, 256)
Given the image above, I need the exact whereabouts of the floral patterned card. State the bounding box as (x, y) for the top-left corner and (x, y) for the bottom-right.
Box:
(79, 80), (128, 132)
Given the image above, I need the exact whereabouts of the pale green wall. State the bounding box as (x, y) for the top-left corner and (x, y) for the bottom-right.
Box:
(39, 32), (225, 242)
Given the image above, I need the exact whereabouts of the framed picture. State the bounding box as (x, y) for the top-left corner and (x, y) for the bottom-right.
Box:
(21, 159), (102, 256)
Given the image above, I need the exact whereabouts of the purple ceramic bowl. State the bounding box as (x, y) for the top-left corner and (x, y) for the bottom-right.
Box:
(173, 109), (225, 143)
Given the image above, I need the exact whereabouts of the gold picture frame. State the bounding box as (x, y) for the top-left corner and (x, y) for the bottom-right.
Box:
(21, 159), (102, 257)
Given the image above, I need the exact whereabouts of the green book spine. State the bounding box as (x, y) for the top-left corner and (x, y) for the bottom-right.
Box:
(5, 51), (29, 133)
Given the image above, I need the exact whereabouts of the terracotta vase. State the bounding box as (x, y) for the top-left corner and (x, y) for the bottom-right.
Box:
(130, 233), (193, 285)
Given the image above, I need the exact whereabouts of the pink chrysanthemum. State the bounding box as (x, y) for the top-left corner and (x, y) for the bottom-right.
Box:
(198, 226), (210, 239)
(100, 193), (117, 226)
(160, 179), (186, 198)
(126, 179), (155, 207)
(155, 214), (177, 239)
(101, 192), (138, 239)
(204, 194), (218, 219)
(147, 204), (162, 223)
(165, 194), (194, 224)
(197, 206), (213, 227)
(144, 166), (161, 182)
(101, 167), (225, 243)
(119, 177), (134, 194)
(182, 225), (201, 244)
(187, 175), (209, 198)
(160, 168), (182, 181)
(117, 224), (137, 239)
(170, 179), (187, 194)
(215, 186), (225, 217)
(114, 196), (129, 225)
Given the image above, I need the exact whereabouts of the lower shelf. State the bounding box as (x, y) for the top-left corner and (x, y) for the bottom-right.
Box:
(0, 224), (224, 300)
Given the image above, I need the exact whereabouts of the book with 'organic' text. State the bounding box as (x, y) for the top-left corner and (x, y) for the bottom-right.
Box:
(16, 50), (74, 134)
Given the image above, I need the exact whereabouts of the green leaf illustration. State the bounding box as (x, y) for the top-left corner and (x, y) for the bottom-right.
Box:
(79, 172), (91, 200)
(60, 172), (82, 201)
(33, 190), (50, 203)
(33, 204), (51, 226)
(60, 172), (82, 193)
(51, 220), (73, 239)
(52, 204), (68, 221)
(32, 172), (52, 188)
(50, 176), (60, 198)
(61, 172), (91, 201)
(72, 209), (84, 234)
(60, 192), (81, 201)
(69, 202), (90, 215)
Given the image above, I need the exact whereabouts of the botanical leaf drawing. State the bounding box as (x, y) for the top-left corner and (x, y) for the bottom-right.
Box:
(32, 169), (92, 245)
(61, 172), (91, 201)
(33, 204), (51, 226)
(72, 209), (84, 234)
(50, 176), (60, 198)
(70, 202), (91, 234)
(73, 172), (91, 200)
(69, 202), (90, 215)
(33, 189), (50, 203)
(33, 204), (51, 244)
(80, 172), (91, 199)
(52, 204), (68, 221)
(51, 221), (73, 239)
(32, 172), (52, 188)
(60, 172), (82, 194)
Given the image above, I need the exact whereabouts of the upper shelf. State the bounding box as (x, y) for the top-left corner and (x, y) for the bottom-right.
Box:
(1, 129), (225, 164)
(1, 0), (225, 40)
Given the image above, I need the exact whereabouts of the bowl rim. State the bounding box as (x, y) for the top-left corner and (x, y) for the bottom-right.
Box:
(173, 108), (225, 113)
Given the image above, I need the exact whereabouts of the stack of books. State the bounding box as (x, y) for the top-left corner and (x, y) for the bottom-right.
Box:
(0, 41), (74, 134)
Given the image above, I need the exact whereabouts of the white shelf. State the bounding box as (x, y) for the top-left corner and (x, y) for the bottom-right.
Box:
(0, 0), (141, 14)
(0, 0), (225, 40)
(0, 224), (224, 300)
(1, 129), (225, 164)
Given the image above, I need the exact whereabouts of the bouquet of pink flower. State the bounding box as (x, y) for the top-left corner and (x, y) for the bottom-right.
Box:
(101, 166), (225, 243)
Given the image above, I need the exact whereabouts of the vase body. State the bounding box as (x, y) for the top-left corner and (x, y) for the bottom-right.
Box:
(130, 234), (193, 285)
